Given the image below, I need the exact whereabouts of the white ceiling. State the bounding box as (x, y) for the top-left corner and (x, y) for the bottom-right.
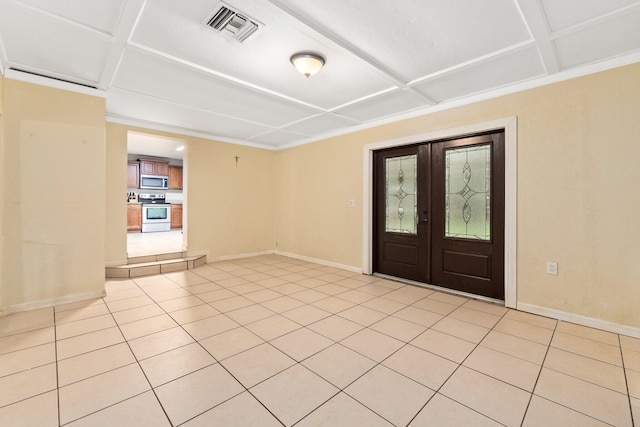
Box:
(1, 0), (639, 150)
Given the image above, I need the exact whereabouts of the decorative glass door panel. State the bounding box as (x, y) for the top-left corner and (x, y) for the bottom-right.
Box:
(445, 144), (491, 240)
(385, 154), (417, 234)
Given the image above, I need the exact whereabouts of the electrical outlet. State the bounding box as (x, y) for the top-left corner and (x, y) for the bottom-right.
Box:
(546, 261), (558, 275)
(348, 199), (356, 207)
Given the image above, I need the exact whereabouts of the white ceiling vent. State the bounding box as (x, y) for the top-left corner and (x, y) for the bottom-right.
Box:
(206, 3), (262, 43)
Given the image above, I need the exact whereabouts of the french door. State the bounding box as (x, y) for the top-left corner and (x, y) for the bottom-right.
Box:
(373, 131), (505, 300)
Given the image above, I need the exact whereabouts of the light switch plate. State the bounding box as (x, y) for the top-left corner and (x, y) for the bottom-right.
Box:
(546, 261), (558, 275)
(348, 199), (356, 207)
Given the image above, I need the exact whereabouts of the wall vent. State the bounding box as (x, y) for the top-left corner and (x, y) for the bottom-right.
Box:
(206, 3), (262, 43)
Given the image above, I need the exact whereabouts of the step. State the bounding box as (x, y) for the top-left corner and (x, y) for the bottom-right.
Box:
(105, 253), (207, 278)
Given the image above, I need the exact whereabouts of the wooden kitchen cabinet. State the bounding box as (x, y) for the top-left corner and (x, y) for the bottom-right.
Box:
(127, 162), (140, 188)
(140, 160), (169, 176)
(171, 204), (183, 230)
(168, 165), (183, 190)
(127, 204), (142, 232)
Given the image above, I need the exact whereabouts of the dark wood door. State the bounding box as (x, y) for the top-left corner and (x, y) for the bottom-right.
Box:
(373, 131), (505, 300)
(373, 145), (430, 282)
(431, 132), (505, 299)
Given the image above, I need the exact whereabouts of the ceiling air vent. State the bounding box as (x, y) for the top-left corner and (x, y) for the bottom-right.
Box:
(206, 3), (262, 43)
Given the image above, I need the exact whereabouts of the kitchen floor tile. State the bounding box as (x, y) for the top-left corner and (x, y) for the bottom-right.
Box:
(411, 297), (458, 316)
(439, 366), (530, 426)
(250, 364), (339, 426)
(154, 364), (244, 426)
(221, 343), (296, 388)
(307, 315), (363, 341)
(371, 315), (428, 342)
(169, 304), (219, 325)
(494, 317), (555, 345)
(340, 328), (404, 362)
(551, 332), (622, 366)
(181, 314), (239, 340)
(64, 391), (171, 427)
(110, 303), (166, 325)
(345, 364), (434, 427)
(0, 363), (57, 408)
(0, 342), (56, 377)
(0, 390), (58, 427)
(282, 304), (331, 325)
(296, 392), (394, 427)
(199, 326), (264, 360)
(479, 330), (548, 364)
(534, 367), (632, 426)
(522, 395), (611, 427)
(58, 363), (150, 425)
(449, 306), (502, 329)
(157, 295), (204, 312)
(260, 295), (306, 312)
(303, 343), (377, 389)
(463, 346), (541, 391)
(627, 369), (640, 398)
(383, 344), (458, 390)
(0, 308), (53, 337)
(56, 327), (124, 360)
(54, 304), (110, 324)
(311, 296), (356, 313)
(207, 295), (255, 313)
(338, 305), (388, 326)
(411, 328), (477, 363)
(127, 327), (195, 360)
(0, 327), (54, 356)
(57, 343), (136, 387)
(544, 347), (627, 393)
(271, 327), (334, 361)
(225, 304), (274, 325)
(118, 314), (178, 340)
(556, 321), (619, 346)
(431, 316), (490, 344)
(139, 343), (216, 387)
(244, 314), (301, 341)
(409, 393), (503, 427)
(180, 391), (282, 427)
(360, 296), (406, 314)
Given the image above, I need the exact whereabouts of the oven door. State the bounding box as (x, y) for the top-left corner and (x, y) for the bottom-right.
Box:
(141, 204), (171, 232)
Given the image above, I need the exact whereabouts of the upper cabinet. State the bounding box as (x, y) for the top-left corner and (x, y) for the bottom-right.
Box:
(169, 165), (183, 190)
(127, 162), (140, 188)
(140, 159), (169, 176)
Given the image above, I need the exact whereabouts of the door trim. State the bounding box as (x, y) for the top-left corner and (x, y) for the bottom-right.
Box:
(362, 117), (517, 308)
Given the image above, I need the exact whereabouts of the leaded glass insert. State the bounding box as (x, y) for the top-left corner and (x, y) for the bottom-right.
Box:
(445, 144), (491, 240)
(385, 154), (417, 234)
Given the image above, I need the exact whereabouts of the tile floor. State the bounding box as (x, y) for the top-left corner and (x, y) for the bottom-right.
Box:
(127, 230), (184, 257)
(1, 254), (638, 426)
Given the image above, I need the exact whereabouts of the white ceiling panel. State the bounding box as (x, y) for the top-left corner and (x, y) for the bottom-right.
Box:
(12, 0), (124, 33)
(540, 0), (640, 31)
(283, 114), (360, 135)
(335, 89), (431, 122)
(0, 1), (112, 85)
(113, 48), (321, 127)
(108, 88), (272, 142)
(249, 129), (308, 146)
(128, 132), (185, 160)
(272, 0), (531, 82)
(414, 48), (545, 103)
(130, 0), (394, 109)
(554, 10), (640, 70)
(1, 0), (639, 148)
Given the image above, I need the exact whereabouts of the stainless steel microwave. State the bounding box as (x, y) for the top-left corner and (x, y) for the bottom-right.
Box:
(140, 174), (168, 190)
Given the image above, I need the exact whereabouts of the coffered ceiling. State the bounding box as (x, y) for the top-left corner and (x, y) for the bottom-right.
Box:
(1, 0), (639, 149)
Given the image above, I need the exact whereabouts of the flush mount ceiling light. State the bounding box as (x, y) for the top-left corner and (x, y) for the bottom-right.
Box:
(290, 52), (325, 78)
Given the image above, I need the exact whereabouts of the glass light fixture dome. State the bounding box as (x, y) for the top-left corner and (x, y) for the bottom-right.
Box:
(290, 52), (325, 78)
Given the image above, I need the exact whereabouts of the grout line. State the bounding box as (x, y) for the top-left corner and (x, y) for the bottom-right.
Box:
(620, 334), (637, 427)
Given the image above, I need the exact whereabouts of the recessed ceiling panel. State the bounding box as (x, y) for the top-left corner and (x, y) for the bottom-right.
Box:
(129, 0), (395, 109)
(12, 0), (124, 33)
(273, 0), (531, 82)
(283, 113), (360, 135)
(414, 48), (545, 103)
(335, 89), (431, 122)
(113, 48), (322, 127)
(554, 11), (640, 70)
(108, 88), (273, 141)
(249, 129), (309, 146)
(0, 2), (112, 84)
(541, 0), (639, 31)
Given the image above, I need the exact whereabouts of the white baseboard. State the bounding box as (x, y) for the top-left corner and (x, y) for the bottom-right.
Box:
(517, 303), (640, 339)
(213, 250), (274, 262)
(274, 251), (363, 274)
(0, 290), (107, 316)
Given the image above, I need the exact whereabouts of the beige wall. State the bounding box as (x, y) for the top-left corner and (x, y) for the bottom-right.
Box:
(274, 63), (640, 328)
(105, 124), (275, 264)
(0, 79), (106, 313)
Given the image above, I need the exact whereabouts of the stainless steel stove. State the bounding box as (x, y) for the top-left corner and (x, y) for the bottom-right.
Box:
(138, 194), (171, 232)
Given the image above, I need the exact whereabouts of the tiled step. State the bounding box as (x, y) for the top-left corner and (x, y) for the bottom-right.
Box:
(106, 252), (207, 278)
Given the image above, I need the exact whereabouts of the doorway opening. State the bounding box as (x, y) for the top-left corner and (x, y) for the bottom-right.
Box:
(127, 131), (186, 258)
(363, 118), (517, 308)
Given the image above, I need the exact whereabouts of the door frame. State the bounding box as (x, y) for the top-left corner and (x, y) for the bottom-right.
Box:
(362, 117), (517, 308)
